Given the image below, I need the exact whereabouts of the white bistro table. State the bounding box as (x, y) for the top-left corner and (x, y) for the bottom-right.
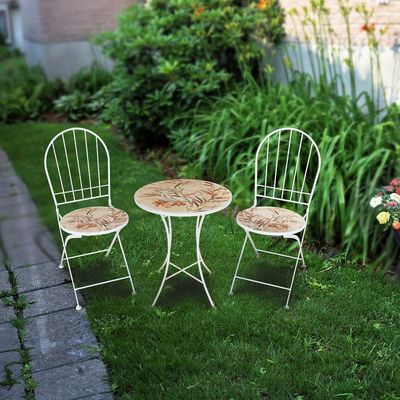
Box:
(134, 179), (232, 307)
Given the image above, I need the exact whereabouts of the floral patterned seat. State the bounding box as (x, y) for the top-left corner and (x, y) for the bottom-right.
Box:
(236, 206), (305, 236)
(60, 206), (129, 235)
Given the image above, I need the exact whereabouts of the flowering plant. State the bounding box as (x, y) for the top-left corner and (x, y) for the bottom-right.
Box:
(370, 179), (400, 230)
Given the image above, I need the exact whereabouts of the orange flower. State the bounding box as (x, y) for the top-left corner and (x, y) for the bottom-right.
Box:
(361, 23), (375, 33)
(194, 5), (205, 16)
(392, 220), (400, 230)
(257, 0), (271, 10)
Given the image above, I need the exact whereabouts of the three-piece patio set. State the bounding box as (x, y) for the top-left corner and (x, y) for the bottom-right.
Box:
(44, 127), (321, 311)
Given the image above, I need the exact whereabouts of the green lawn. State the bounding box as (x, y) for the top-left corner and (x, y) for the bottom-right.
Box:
(1, 122), (400, 400)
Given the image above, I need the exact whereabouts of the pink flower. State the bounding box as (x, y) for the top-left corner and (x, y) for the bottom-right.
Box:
(390, 179), (400, 186)
(384, 185), (394, 192)
(385, 201), (397, 208)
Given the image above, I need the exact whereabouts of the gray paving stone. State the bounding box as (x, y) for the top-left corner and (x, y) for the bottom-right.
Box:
(26, 308), (98, 372)
(0, 271), (11, 294)
(0, 167), (16, 181)
(0, 323), (20, 352)
(6, 242), (59, 270)
(33, 359), (110, 400)
(0, 214), (43, 235)
(0, 181), (28, 199)
(0, 351), (24, 400)
(78, 393), (114, 400)
(0, 192), (34, 212)
(0, 201), (38, 220)
(24, 284), (84, 318)
(0, 173), (22, 186)
(0, 298), (15, 324)
(14, 262), (69, 294)
(0, 248), (5, 272)
(3, 228), (56, 251)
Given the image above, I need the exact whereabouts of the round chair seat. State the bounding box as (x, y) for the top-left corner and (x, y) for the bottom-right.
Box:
(60, 206), (129, 235)
(237, 206), (305, 236)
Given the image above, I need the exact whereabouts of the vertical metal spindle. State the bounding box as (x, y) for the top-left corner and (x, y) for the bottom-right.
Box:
(290, 133), (303, 201)
(73, 129), (84, 199)
(281, 129), (293, 199)
(52, 143), (67, 203)
(272, 130), (281, 198)
(62, 132), (75, 201)
(84, 130), (93, 198)
(299, 144), (313, 203)
(96, 137), (101, 196)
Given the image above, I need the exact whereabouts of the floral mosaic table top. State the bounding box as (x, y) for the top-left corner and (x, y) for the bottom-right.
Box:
(60, 206), (128, 234)
(237, 206), (305, 235)
(134, 179), (232, 216)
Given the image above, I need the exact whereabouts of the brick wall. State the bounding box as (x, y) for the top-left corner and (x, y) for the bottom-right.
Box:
(20, 0), (140, 43)
(280, 0), (400, 47)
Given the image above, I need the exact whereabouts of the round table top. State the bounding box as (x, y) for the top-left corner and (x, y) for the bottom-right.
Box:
(134, 179), (232, 217)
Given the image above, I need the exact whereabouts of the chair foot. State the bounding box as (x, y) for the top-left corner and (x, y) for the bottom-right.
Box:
(284, 305), (290, 310)
(228, 291), (234, 296)
(75, 305), (82, 311)
(59, 264), (64, 269)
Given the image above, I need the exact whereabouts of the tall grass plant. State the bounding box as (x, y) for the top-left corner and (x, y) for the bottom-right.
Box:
(171, 74), (400, 264)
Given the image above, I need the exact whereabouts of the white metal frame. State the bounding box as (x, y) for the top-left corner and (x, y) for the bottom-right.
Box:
(44, 127), (135, 311)
(229, 127), (321, 309)
(152, 214), (215, 307)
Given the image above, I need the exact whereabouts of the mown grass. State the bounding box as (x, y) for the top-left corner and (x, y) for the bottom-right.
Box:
(1, 123), (399, 399)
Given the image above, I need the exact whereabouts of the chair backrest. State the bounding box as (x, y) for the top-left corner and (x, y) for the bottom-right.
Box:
(254, 127), (321, 211)
(44, 128), (111, 209)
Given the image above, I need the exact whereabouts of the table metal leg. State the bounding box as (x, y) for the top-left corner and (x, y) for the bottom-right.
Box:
(157, 216), (211, 274)
(196, 215), (215, 307)
(152, 215), (215, 307)
(152, 215), (172, 307)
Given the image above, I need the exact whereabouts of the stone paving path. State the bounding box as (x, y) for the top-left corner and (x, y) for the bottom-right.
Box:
(0, 149), (113, 400)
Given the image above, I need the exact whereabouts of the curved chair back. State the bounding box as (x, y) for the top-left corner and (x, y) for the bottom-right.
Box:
(254, 127), (321, 210)
(44, 128), (111, 209)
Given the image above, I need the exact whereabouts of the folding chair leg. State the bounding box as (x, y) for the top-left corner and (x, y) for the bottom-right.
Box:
(117, 234), (136, 295)
(105, 231), (119, 258)
(58, 225), (66, 269)
(229, 235), (248, 295)
(246, 232), (260, 258)
(284, 235), (302, 310)
(63, 235), (83, 311)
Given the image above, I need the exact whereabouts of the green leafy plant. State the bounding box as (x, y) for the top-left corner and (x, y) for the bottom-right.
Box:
(54, 91), (93, 121)
(66, 64), (112, 95)
(170, 74), (400, 264)
(98, 0), (284, 145)
(0, 58), (64, 123)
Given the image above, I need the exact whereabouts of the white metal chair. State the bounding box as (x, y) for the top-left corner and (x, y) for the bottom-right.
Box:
(229, 127), (321, 309)
(44, 127), (135, 310)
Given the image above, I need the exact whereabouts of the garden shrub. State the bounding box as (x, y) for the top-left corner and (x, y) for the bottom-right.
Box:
(0, 57), (111, 123)
(54, 65), (112, 121)
(0, 58), (64, 122)
(170, 74), (400, 264)
(98, 0), (284, 146)
(66, 64), (112, 95)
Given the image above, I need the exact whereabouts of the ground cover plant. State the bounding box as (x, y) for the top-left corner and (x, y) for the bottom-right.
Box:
(0, 56), (111, 123)
(1, 123), (399, 399)
(170, 75), (400, 265)
(98, 0), (284, 145)
(0, 57), (64, 123)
